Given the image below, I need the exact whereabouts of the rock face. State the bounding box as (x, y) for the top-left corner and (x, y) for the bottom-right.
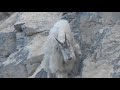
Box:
(0, 12), (62, 78)
(1, 12), (120, 78)
(63, 12), (120, 78)
(0, 12), (13, 21)
(15, 12), (62, 36)
(0, 32), (16, 57)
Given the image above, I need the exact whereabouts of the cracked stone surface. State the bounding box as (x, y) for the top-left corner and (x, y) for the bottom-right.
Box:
(0, 12), (120, 78)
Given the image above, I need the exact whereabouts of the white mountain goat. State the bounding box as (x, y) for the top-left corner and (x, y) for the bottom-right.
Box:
(29, 19), (81, 78)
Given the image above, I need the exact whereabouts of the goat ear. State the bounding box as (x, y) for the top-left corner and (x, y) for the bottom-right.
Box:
(55, 38), (63, 46)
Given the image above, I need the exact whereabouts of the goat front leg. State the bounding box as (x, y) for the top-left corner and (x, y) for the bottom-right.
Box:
(28, 64), (42, 78)
(56, 72), (68, 78)
(47, 72), (53, 78)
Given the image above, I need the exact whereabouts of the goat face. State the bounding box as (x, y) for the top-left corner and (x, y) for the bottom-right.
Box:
(55, 34), (76, 63)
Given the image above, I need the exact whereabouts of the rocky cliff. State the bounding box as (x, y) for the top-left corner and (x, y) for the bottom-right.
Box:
(0, 12), (120, 78)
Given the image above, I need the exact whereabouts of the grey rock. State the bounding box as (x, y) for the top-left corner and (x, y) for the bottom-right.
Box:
(0, 12), (20, 31)
(0, 63), (28, 78)
(0, 32), (16, 57)
(2, 48), (29, 66)
(82, 21), (120, 78)
(0, 56), (6, 62)
(0, 12), (13, 21)
(21, 24), (43, 36)
(15, 12), (62, 36)
(14, 23), (25, 32)
(61, 12), (120, 78)
(16, 32), (25, 50)
(27, 54), (44, 64)
(26, 62), (40, 76)
(0, 48), (29, 78)
(35, 69), (47, 78)
(112, 72), (120, 78)
(26, 34), (47, 63)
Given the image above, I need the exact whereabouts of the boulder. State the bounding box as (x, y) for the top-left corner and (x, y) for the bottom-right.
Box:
(0, 63), (28, 78)
(25, 34), (47, 76)
(1, 32), (47, 77)
(82, 21), (120, 78)
(15, 12), (62, 36)
(0, 12), (20, 31)
(0, 12), (13, 21)
(0, 32), (16, 57)
(2, 48), (29, 66)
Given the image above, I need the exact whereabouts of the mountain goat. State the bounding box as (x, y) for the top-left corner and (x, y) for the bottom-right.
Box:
(29, 19), (81, 78)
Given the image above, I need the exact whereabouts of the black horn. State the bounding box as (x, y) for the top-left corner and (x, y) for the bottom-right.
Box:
(55, 38), (63, 46)
(65, 33), (67, 44)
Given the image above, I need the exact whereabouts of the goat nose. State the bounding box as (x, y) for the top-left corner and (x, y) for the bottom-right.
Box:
(68, 57), (72, 60)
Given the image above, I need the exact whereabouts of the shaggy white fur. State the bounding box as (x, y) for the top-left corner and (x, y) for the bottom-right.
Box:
(29, 19), (81, 78)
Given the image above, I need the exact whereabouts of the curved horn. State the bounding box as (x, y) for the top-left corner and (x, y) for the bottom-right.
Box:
(55, 38), (63, 46)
